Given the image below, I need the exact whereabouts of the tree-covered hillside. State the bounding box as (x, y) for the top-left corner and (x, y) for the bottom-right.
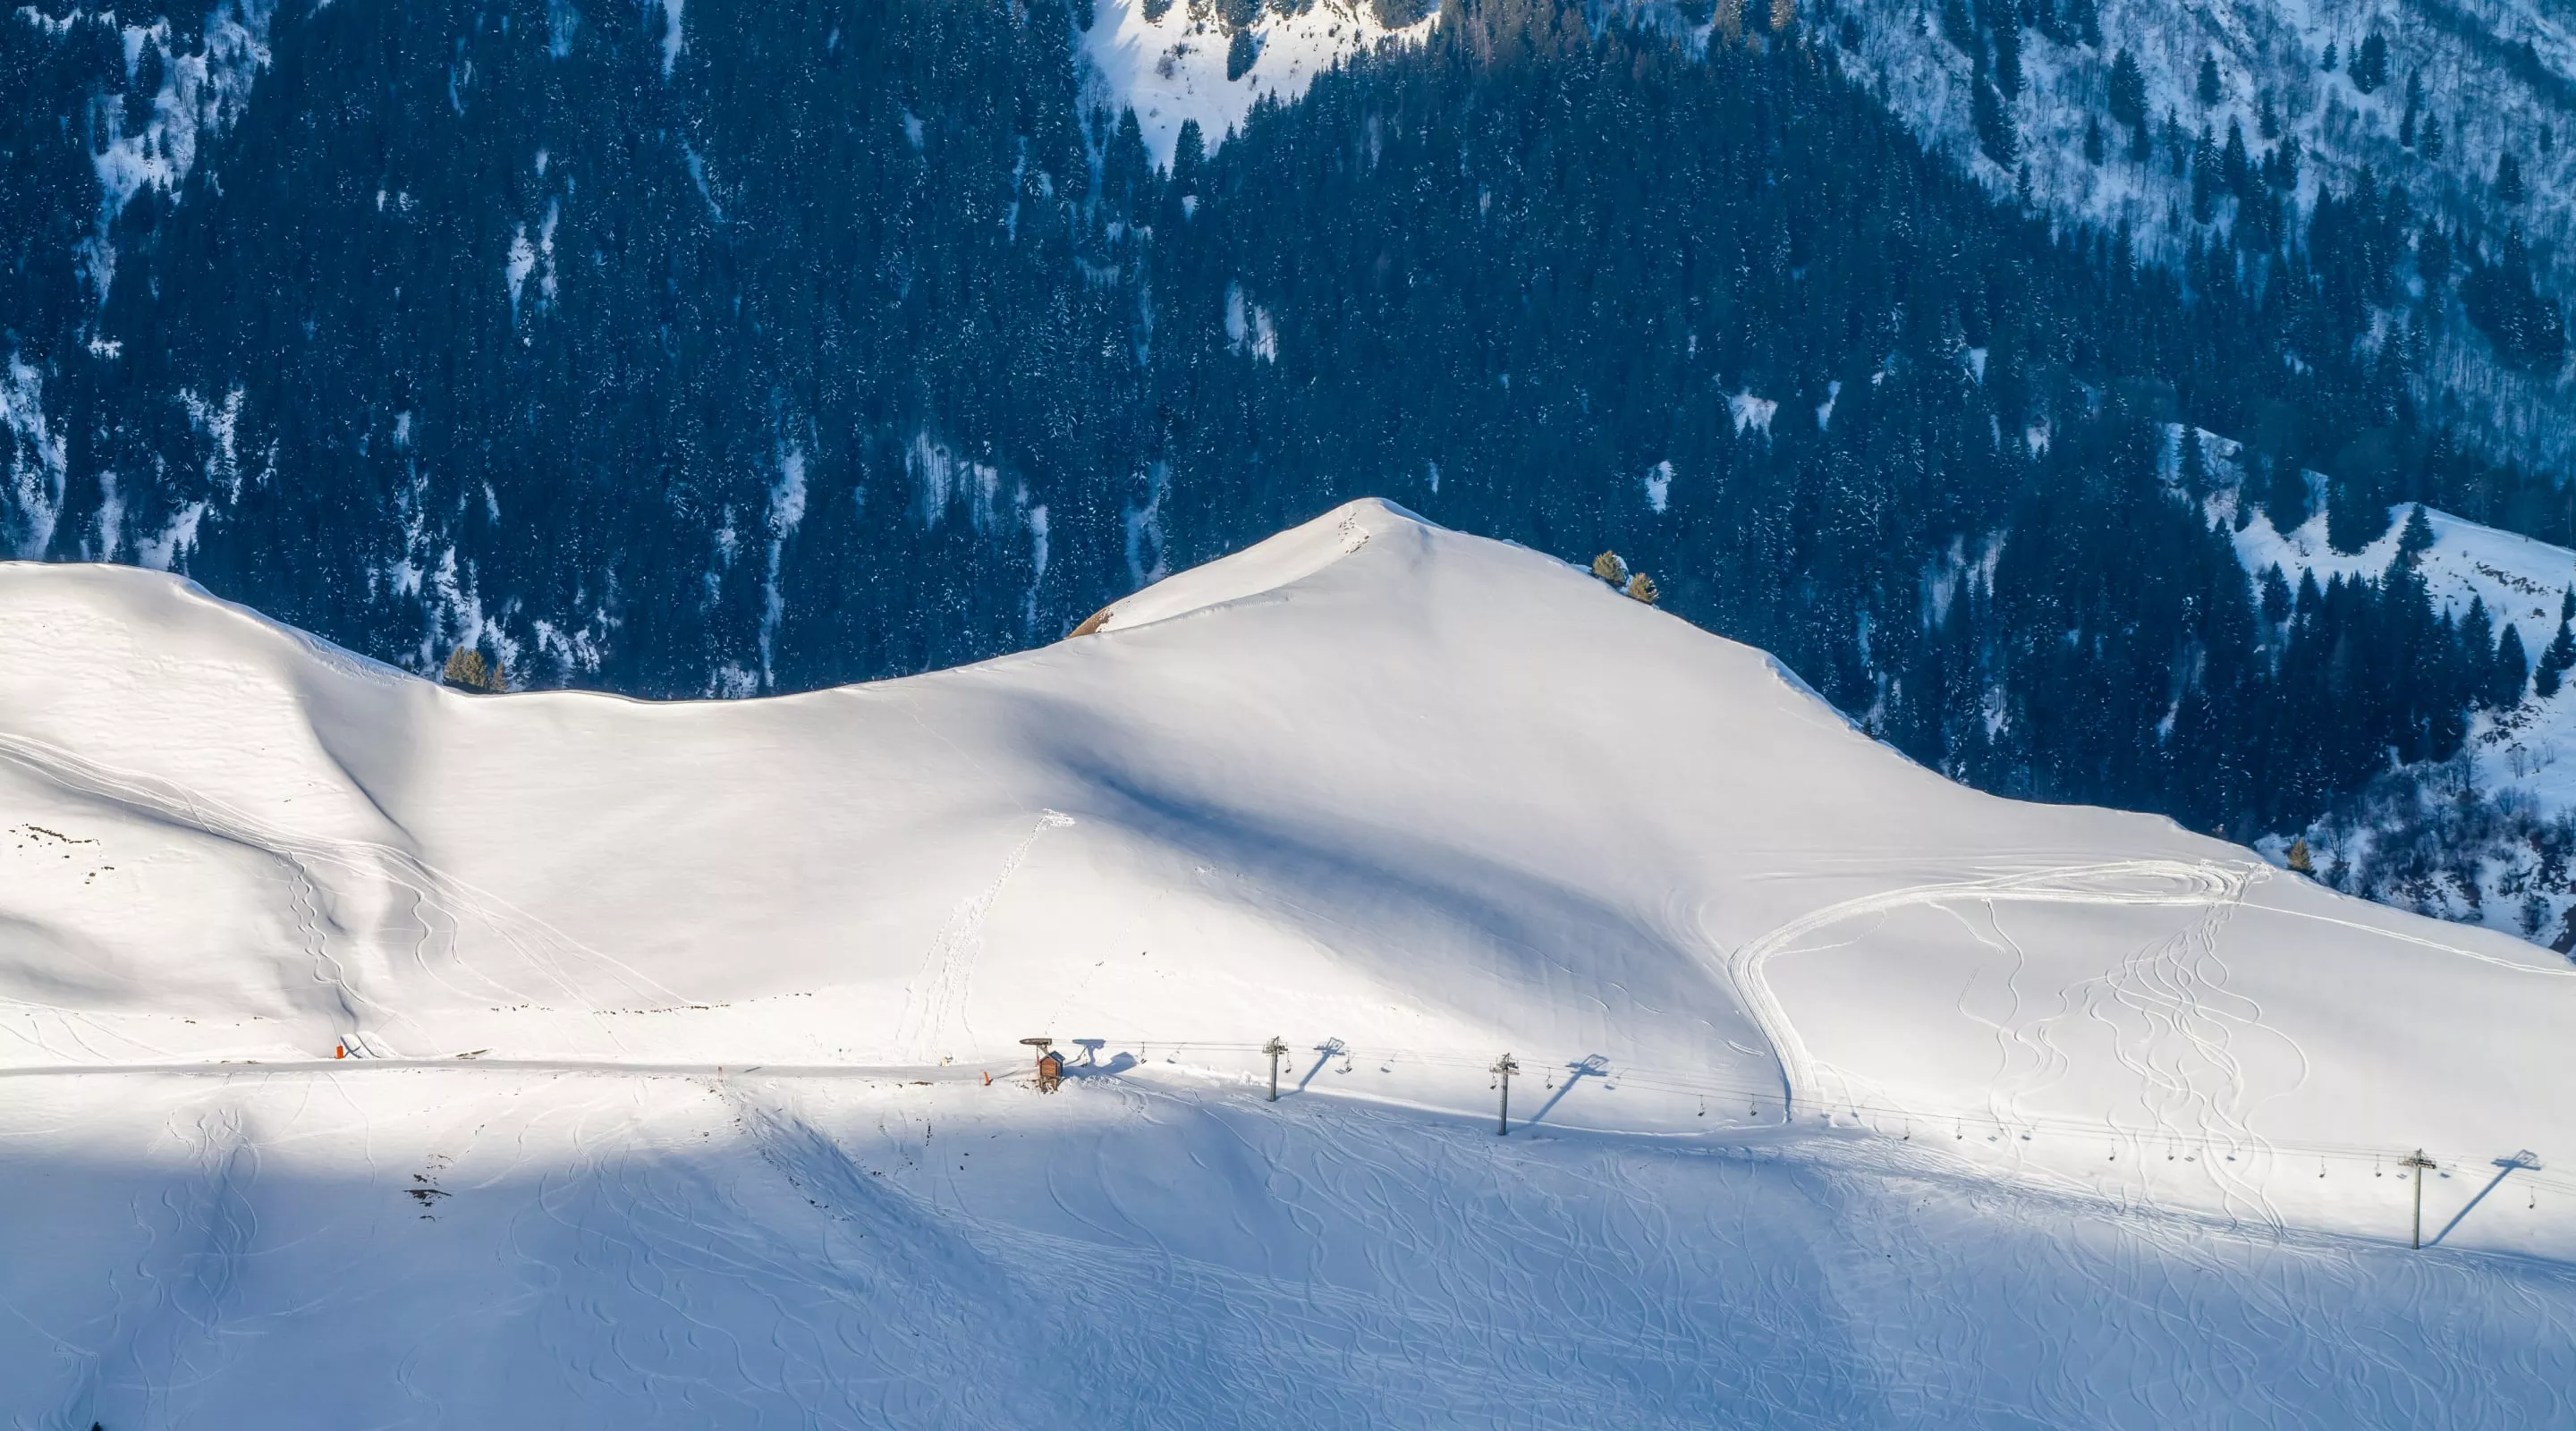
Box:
(1826, 0), (2574, 475)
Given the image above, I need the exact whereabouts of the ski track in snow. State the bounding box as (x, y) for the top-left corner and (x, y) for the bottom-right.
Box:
(1722, 859), (2258, 1122)
(1716, 859), (2359, 1230)
(892, 810), (1072, 1064)
(12, 1068), (2576, 1426)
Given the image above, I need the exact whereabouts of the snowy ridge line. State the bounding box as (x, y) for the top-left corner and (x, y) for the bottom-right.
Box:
(2249, 901), (2576, 973)
(4, 1041), (2551, 1207)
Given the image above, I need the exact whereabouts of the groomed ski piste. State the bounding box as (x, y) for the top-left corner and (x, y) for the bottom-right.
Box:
(5, 499), (2576, 1426)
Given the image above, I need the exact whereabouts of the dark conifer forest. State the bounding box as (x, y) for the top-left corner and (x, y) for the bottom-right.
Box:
(2, 0), (2569, 849)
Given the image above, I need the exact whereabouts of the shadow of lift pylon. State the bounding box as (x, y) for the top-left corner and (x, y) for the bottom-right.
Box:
(2421, 1149), (2544, 1249)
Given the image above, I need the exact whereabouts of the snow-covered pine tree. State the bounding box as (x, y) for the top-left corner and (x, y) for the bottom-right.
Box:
(2461, 597), (2497, 704)
(1972, 53), (2018, 167)
(2495, 623), (2530, 708)
(2106, 50), (2145, 137)
(2222, 121), (2251, 197)
(2190, 126), (2218, 224)
(2351, 30), (2390, 94)
(2259, 563), (2293, 630)
(2537, 599), (2575, 698)
(2397, 504), (2437, 567)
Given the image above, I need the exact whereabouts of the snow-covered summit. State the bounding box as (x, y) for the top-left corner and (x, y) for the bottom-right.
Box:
(12, 499), (2576, 1421)
(8, 496), (2574, 1246)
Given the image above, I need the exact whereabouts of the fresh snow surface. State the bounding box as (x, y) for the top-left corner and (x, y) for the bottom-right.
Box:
(1080, 0), (1436, 165)
(8, 498), (2576, 1422)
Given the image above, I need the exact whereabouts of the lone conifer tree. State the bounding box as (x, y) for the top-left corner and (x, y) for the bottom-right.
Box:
(2223, 120), (2251, 196)
(1172, 120), (1207, 194)
(2351, 30), (2389, 93)
(2396, 504), (2437, 567)
(2494, 622), (2530, 707)
(2536, 593), (2575, 697)
(2106, 50), (2146, 138)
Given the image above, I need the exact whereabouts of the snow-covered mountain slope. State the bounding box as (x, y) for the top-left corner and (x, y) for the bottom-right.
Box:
(13, 1066), (2576, 1427)
(1081, 0), (1435, 165)
(8, 499), (2576, 1421)
(2224, 492), (2576, 931)
(2235, 499), (2576, 800)
(1833, 0), (2576, 464)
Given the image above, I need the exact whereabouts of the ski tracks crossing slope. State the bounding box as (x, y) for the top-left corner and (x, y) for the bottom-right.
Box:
(1719, 859), (2259, 1126)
